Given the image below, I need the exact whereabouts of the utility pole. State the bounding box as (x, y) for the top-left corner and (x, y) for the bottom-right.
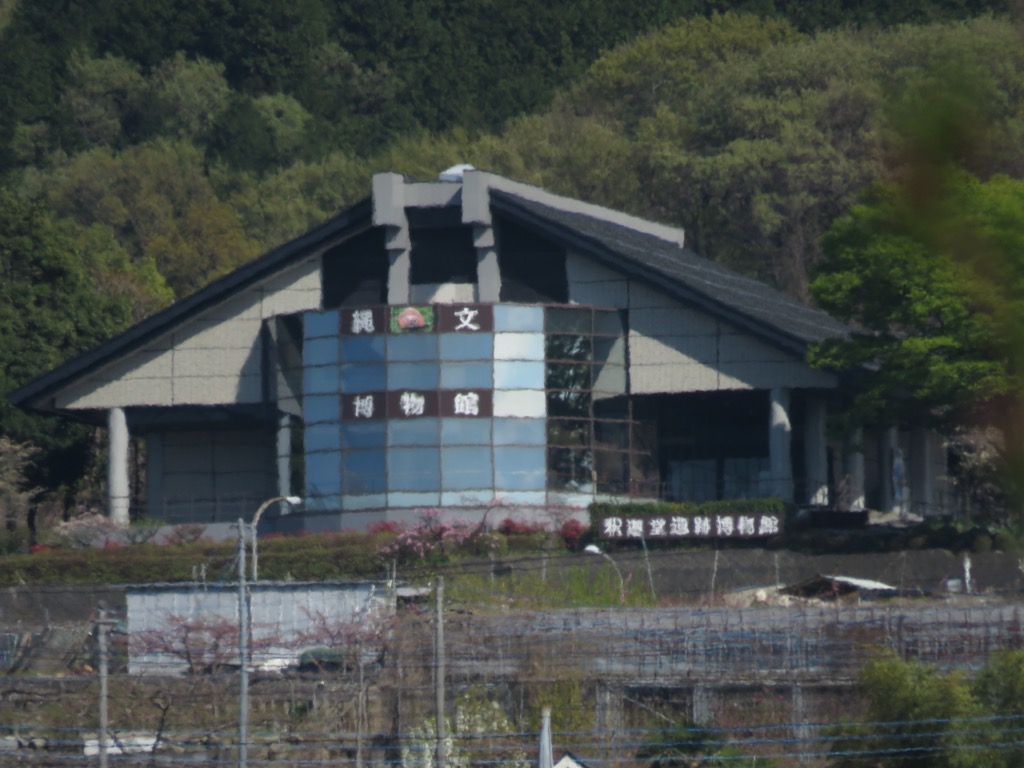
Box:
(96, 606), (116, 768)
(435, 576), (446, 768)
(237, 519), (249, 768)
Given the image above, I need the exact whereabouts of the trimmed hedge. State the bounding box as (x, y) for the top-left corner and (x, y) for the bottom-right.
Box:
(0, 532), (391, 587)
(589, 498), (786, 524)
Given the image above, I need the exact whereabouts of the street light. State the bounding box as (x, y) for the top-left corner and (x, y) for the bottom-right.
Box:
(250, 495), (302, 581)
(584, 544), (625, 604)
(237, 494), (301, 768)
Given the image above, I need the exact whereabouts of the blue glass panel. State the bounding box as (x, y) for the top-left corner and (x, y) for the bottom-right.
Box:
(304, 493), (342, 513)
(304, 364), (339, 395)
(494, 332), (545, 361)
(305, 422), (341, 453)
(499, 491), (547, 507)
(592, 363), (627, 395)
(439, 333), (493, 361)
(342, 494), (387, 510)
(305, 451), (342, 495)
(493, 418), (546, 446)
(389, 447), (441, 491)
(494, 446), (546, 491)
(341, 335), (386, 363)
(388, 417), (440, 446)
(494, 361), (545, 390)
(442, 446), (493, 490)
(389, 362), (440, 390)
(494, 304), (544, 332)
(388, 491), (441, 508)
(387, 334), (438, 361)
(305, 336), (340, 367)
(440, 361), (492, 389)
(441, 490), (494, 507)
(545, 307), (591, 334)
(440, 418), (491, 445)
(342, 449), (387, 494)
(304, 394), (340, 424)
(341, 421), (386, 448)
(593, 337), (626, 366)
(304, 311), (339, 339)
(340, 363), (386, 393)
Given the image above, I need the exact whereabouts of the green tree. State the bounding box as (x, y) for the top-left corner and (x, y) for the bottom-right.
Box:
(37, 139), (259, 297)
(0, 190), (132, 493)
(60, 51), (146, 149)
(831, 655), (1001, 768)
(809, 173), (1018, 435)
(146, 52), (232, 142)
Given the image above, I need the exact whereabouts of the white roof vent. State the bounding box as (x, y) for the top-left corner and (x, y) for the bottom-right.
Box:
(439, 163), (475, 182)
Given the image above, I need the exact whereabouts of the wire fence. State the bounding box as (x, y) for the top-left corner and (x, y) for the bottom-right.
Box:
(5, 595), (1024, 766)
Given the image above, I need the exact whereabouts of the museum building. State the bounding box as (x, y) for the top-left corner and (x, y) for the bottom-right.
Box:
(9, 169), (948, 533)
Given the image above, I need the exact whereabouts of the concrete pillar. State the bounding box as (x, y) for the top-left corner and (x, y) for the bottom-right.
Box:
(879, 427), (901, 514)
(803, 396), (828, 505)
(842, 431), (865, 511)
(909, 428), (935, 517)
(276, 415), (292, 500)
(692, 684), (715, 726)
(107, 408), (130, 525)
(373, 173), (411, 305)
(769, 388), (794, 502)
(792, 684), (815, 764)
(474, 224), (501, 302)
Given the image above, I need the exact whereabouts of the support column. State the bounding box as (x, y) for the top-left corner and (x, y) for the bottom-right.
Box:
(276, 415), (292, 501)
(769, 388), (793, 502)
(909, 428), (935, 517)
(373, 173), (411, 305)
(841, 431), (865, 511)
(107, 408), (130, 526)
(879, 427), (901, 514)
(474, 224), (501, 302)
(803, 396), (828, 505)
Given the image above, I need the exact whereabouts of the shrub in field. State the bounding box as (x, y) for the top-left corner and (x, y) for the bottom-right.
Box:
(378, 509), (498, 564)
(558, 519), (587, 551)
(47, 512), (122, 548)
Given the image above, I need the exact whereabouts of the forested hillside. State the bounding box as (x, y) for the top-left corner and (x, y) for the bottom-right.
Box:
(1, 0), (1022, 521)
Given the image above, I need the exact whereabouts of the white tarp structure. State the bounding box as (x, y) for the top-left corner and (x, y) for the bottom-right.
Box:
(126, 580), (392, 675)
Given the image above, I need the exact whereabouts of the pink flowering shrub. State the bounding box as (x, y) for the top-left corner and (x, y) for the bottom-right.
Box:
(367, 520), (403, 535)
(558, 519), (587, 551)
(48, 512), (122, 548)
(377, 508), (497, 564)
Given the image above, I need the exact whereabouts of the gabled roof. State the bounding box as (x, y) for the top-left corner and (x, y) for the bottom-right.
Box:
(10, 171), (849, 413)
(490, 189), (850, 355)
(9, 199), (373, 411)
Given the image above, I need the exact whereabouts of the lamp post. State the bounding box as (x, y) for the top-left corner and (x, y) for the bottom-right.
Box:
(237, 495), (300, 768)
(584, 544), (625, 604)
(250, 495), (302, 581)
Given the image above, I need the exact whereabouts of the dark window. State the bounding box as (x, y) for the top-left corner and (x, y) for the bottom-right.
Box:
(497, 218), (568, 302)
(322, 228), (388, 307)
(409, 227), (477, 285)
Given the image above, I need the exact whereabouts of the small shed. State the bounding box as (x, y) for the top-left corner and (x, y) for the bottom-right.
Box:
(781, 574), (899, 601)
(126, 580), (392, 675)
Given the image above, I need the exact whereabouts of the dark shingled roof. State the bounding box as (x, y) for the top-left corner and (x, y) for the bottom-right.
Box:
(490, 189), (850, 355)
